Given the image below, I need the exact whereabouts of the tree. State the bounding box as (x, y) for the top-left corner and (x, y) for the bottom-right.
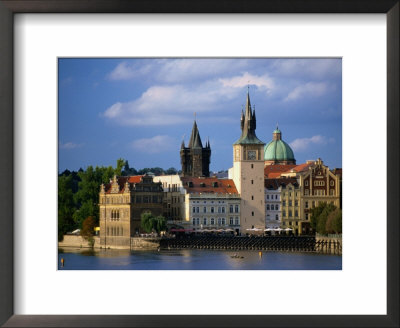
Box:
(81, 216), (96, 247)
(58, 174), (77, 241)
(310, 202), (338, 235)
(140, 213), (167, 234)
(141, 213), (155, 233)
(326, 208), (342, 234)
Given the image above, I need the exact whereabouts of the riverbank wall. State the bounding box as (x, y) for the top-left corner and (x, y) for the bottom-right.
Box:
(58, 235), (160, 250)
(58, 235), (101, 249)
(315, 234), (342, 255)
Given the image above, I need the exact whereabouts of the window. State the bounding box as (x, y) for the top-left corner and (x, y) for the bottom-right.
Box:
(235, 205), (239, 213)
(330, 180), (335, 186)
(251, 211), (254, 216)
(267, 195), (269, 200)
(222, 207), (225, 213)
(289, 210), (292, 217)
(218, 207), (221, 213)
(196, 207), (200, 213)
(289, 221), (292, 226)
(229, 217), (234, 225)
(251, 195), (254, 200)
(305, 189), (309, 196)
(192, 218), (196, 225)
(289, 200), (292, 206)
(211, 207), (214, 213)
(196, 218), (200, 225)
(305, 201), (309, 208)
(251, 180), (254, 184)
(305, 213), (309, 220)
(203, 218), (207, 225)
(275, 204), (279, 210)
(266, 204), (270, 210)
(210, 218), (215, 225)
(282, 200), (286, 206)
(305, 180), (309, 186)
(295, 200), (298, 206)
(251, 164), (254, 169)
(203, 207), (207, 213)
(235, 217), (240, 225)
(229, 205), (233, 213)
(217, 218), (222, 225)
(192, 207), (196, 213)
(221, 218), (226, 225)
(295, 210), (298, 217)
(295, 221), (298, 226)
(275, 214), (279, 220)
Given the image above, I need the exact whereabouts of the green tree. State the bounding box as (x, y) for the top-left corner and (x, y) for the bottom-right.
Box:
(154, 215), (167, 233)
(310, 202), (337, 235)
(58, 174), (77, 241)
(81, 216), (96, 247)
(326, 208), (342, 234)
(141, 213), (155, 233)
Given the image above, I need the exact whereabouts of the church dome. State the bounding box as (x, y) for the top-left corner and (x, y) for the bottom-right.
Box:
(264, 126), (296, 164)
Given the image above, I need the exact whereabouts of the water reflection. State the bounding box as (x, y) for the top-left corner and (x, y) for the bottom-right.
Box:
(58, 248), (341, 270)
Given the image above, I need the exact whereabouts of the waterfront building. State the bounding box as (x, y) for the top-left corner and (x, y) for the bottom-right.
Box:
(153, 174), (185, 224)
(180, 120), (211, 177)
(99, 174), (164, 248)
(264, 181), (282, 230)
(230, 91), (266, 234)
(180, 177), (241, 234)
(264, 126), (296, 165)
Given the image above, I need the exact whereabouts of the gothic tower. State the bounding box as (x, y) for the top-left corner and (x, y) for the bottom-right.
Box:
(231, 90), (266, 233)
(180, 120), (211, 177)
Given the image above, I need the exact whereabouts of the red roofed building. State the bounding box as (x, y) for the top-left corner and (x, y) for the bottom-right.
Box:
(180, 177), (241, 234)
(99, 174), (164, 248)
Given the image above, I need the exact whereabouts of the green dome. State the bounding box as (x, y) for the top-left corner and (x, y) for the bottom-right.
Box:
(273, 128), (281, 134)
(264, 139), (295, 161)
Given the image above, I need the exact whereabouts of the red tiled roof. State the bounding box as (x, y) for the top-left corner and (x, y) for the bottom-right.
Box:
(181, 177), (238, 194)
(291, 162), (313, 173)
(104, 175), (144, 194)
(264, 165), (296, 178)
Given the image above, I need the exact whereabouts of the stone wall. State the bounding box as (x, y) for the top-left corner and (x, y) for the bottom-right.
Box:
(130, 237), (160, 250)
(58, 235), (101, 248)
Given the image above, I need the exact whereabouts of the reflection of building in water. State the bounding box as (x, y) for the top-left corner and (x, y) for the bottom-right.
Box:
(99, 174), (163, 248)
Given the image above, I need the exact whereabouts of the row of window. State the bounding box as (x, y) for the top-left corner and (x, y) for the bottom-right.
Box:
(282, 200), (299, 207)
(191, 200), (226, 204)
(192, 217), (240, 226)
(135, 195), (162, 203)
(192, 205), (240, 214)
(111, 210), (121, 220)
(266, 204), (279, 211)
(304, 179), (335, 186)
(106, 227), (124, 236)
(102, 196), (130, 204)
(282, 210), (299, 217)
(266, 214), (280, 221)
(266, 194), (279, 200)
(304, 189), (335, 196)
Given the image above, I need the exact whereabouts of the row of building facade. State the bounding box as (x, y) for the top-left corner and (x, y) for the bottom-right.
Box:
(98, 91), (341, 247)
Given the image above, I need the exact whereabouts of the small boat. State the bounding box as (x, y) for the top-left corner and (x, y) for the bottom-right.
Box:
(230, 254), (244, 259)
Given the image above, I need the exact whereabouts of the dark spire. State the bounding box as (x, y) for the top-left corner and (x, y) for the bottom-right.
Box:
(234, 90), (264, 145)
(188, 120), (203, 148)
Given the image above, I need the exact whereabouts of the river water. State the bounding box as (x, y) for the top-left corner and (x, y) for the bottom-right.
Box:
(58, 248), (342, 270)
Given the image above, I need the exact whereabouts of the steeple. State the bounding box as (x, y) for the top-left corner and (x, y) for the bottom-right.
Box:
(234, 90), (264, 145)
(188, 120), (203, 148)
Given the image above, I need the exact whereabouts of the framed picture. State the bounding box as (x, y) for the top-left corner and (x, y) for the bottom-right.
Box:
(0, 0), (398, 327)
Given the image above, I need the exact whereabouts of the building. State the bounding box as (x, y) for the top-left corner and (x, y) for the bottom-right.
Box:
(264, 181), (282, 230)
(180, 177), (241, 234)
(99, 174), (164, 248)
(153, 175), (185, 224)
(230, 91), (266, 233)
(180, 120), (211, 177)
(264, 126), (296, 165)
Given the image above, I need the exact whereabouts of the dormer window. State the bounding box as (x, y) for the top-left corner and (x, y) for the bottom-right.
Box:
(187, 181), (193, 187)
(200, 182), (206, 187)
(212, 182), (218, 187)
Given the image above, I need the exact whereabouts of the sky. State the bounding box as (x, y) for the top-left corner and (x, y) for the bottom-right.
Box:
(58, 58), (342, 173)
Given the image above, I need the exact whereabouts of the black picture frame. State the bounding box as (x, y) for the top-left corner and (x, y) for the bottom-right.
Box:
(0, 1), (398, 327)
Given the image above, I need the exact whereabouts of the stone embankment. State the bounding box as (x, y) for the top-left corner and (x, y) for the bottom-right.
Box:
(58, 235), (101, 248)
(58, 235), (160, 250)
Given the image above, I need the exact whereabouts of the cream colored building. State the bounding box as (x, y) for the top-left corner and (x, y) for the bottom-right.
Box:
(230, 92), (266, 234)
(180, 177), (241, 234)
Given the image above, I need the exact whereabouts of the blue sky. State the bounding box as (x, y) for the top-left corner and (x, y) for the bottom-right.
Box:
(58, 58), (342, 173)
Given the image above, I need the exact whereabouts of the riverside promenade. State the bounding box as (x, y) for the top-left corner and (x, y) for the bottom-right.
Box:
(160, 235), (341, 254)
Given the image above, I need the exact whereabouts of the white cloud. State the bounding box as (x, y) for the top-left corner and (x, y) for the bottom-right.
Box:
(290, 135), (334, 152)
(219, 72), (274, 93)
(108, 61), (152, 80)
(284, 82), (331, 101)
(102, 81), (243, 126)
(59, 142), (84, 150)
(131, 135), (176, 154)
